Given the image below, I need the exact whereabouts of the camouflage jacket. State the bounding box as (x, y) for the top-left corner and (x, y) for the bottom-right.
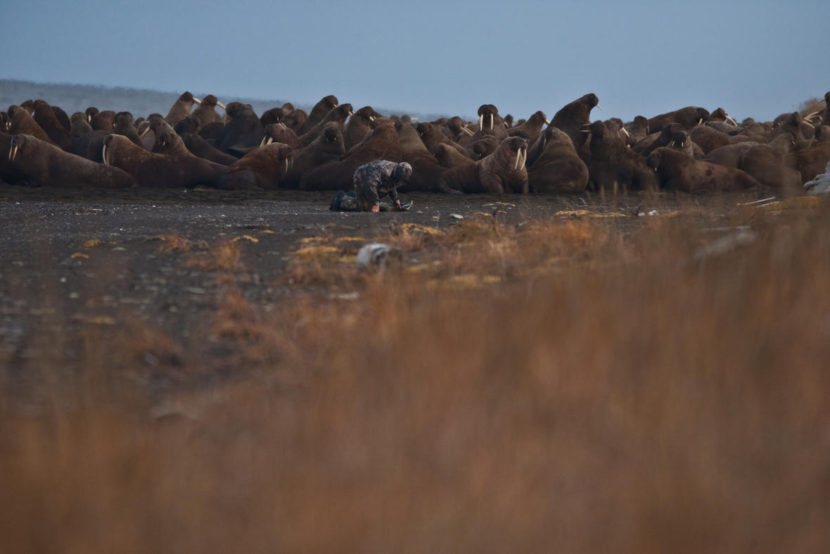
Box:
(352, 160), (403, 209)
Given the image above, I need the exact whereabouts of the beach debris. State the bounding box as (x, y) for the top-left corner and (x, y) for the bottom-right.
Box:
(356, 243), (403, 271)
(694, 228), (757, 261)
(804, 161), (830, 196)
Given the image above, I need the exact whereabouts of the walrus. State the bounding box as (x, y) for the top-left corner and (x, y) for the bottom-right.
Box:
(795, 140), (830, 182)
(416, 122), (470, 160)
(705, 134), (801, 191)
(0, 132), (26, 184)
(91, 110), (115, 132)
(181, 133), (239, 165)
(434, 142), (476, 168)
(646, 147), (760, 192)
(299, 122), (404, 190)
(442, 136), (528, 194)
(217, 103), (264, 156)
(624, 116), (651, 144)
(33, 100), (72, 149)
(7, 106), (52, 143)
(283, 108), (308, 133)
(281, 122), (345, 188)
(261, 122), (301, 149)
(165, 91), (201, 126)
(587, 120), (657, 192)
(85, 107), (99, 124)
(508, 110), (549, 145)
(103, 134), (225, 188)
(396, 121), (453, 192)
(297, 103), (353, 147)
(647, 106), (710, 133)
(113, 111), (144, 147)
(259, 107), (284, 127)
(475, 104), (508, 139)
(344, 106), (380, 151)
(69, 112), (93, 138)
(689, 125), (733, 154)
(528, 127), (589, 193)
(51, 105), (71, 131)
(8, 134), (135, 188)
(150, 125), (231, 181)
(69, 129), (108, 162)
(773, 112), (815, 144)
(551, 93), (600, 151)
(191, 94), (225, 129)
(300, 95), (338, 134)
(174, 115), (201, 135)
(633, 123), (687, 157)
(218, 142), (294, 190)
(446, 116), (476, 141)
(466, 130), (501, 160)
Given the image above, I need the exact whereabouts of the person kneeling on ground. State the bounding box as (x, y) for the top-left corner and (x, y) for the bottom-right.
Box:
(330, 160), (413, 212)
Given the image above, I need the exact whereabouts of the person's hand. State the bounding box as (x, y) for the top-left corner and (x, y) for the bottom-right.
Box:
(395, 200), (402, 210)
(371, 204), (380, 213)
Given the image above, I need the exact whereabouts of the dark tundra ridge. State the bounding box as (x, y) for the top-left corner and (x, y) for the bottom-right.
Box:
(2, 89), (829, 195)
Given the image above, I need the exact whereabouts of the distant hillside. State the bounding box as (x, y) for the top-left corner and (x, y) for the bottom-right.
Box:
(0, 80), (447, 121)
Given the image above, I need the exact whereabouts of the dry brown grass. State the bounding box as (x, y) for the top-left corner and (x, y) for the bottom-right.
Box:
(184, 239), (246, 272)
(3, 201), (830, 552)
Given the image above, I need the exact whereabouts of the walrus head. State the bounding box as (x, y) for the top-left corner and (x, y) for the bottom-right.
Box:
(260, 107), (285, 126)
(477, 104), (500, 132)
(201, 95), (225, 110)
(178, 91), (201, 105)
(501, 136), (528, 171)
(8, 134), (25, 162)
(646, 149), (663, 172)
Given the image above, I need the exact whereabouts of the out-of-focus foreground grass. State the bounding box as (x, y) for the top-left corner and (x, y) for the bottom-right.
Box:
(2, 200), (830, 553)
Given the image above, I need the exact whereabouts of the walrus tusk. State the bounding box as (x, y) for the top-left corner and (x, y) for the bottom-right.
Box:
(596, 103), (602, 110)
(489, 113), (493, 131)
(520, 148), (527, 169)
(192, 96), (202, 104)
(514, 150), (521, 171)
(260, 136), (273, 147)
(478, 114), (484, 131)
(726, 115), (738, 126)
(217, 101), (226, 110)
(697, 118), (703, 126)
(461, 126), (473, 136)
(369, 115), (376, 122)
(621, 127), (630, 137)
(102, 143), (108, 165)
(284, 157), (292, 175)
(9, 143), (19, 162)
(544, 119), (551, 126)
(139, 127), (150, 138)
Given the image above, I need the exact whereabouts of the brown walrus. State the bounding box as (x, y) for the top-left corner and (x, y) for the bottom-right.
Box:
(219, 142), (294, 190)
(165, 91), (201, 126)
(442, 136), (528, 194)
(8, 134), (135, 188)
(527, 127), (588, 193)
(103, 134), (225, 188)
(646, 147), (760, 192)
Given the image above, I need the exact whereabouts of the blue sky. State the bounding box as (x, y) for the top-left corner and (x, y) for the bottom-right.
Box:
(2, 0), (828, 121)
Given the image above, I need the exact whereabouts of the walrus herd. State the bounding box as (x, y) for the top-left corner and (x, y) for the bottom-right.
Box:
(2, 90), (829, 195)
